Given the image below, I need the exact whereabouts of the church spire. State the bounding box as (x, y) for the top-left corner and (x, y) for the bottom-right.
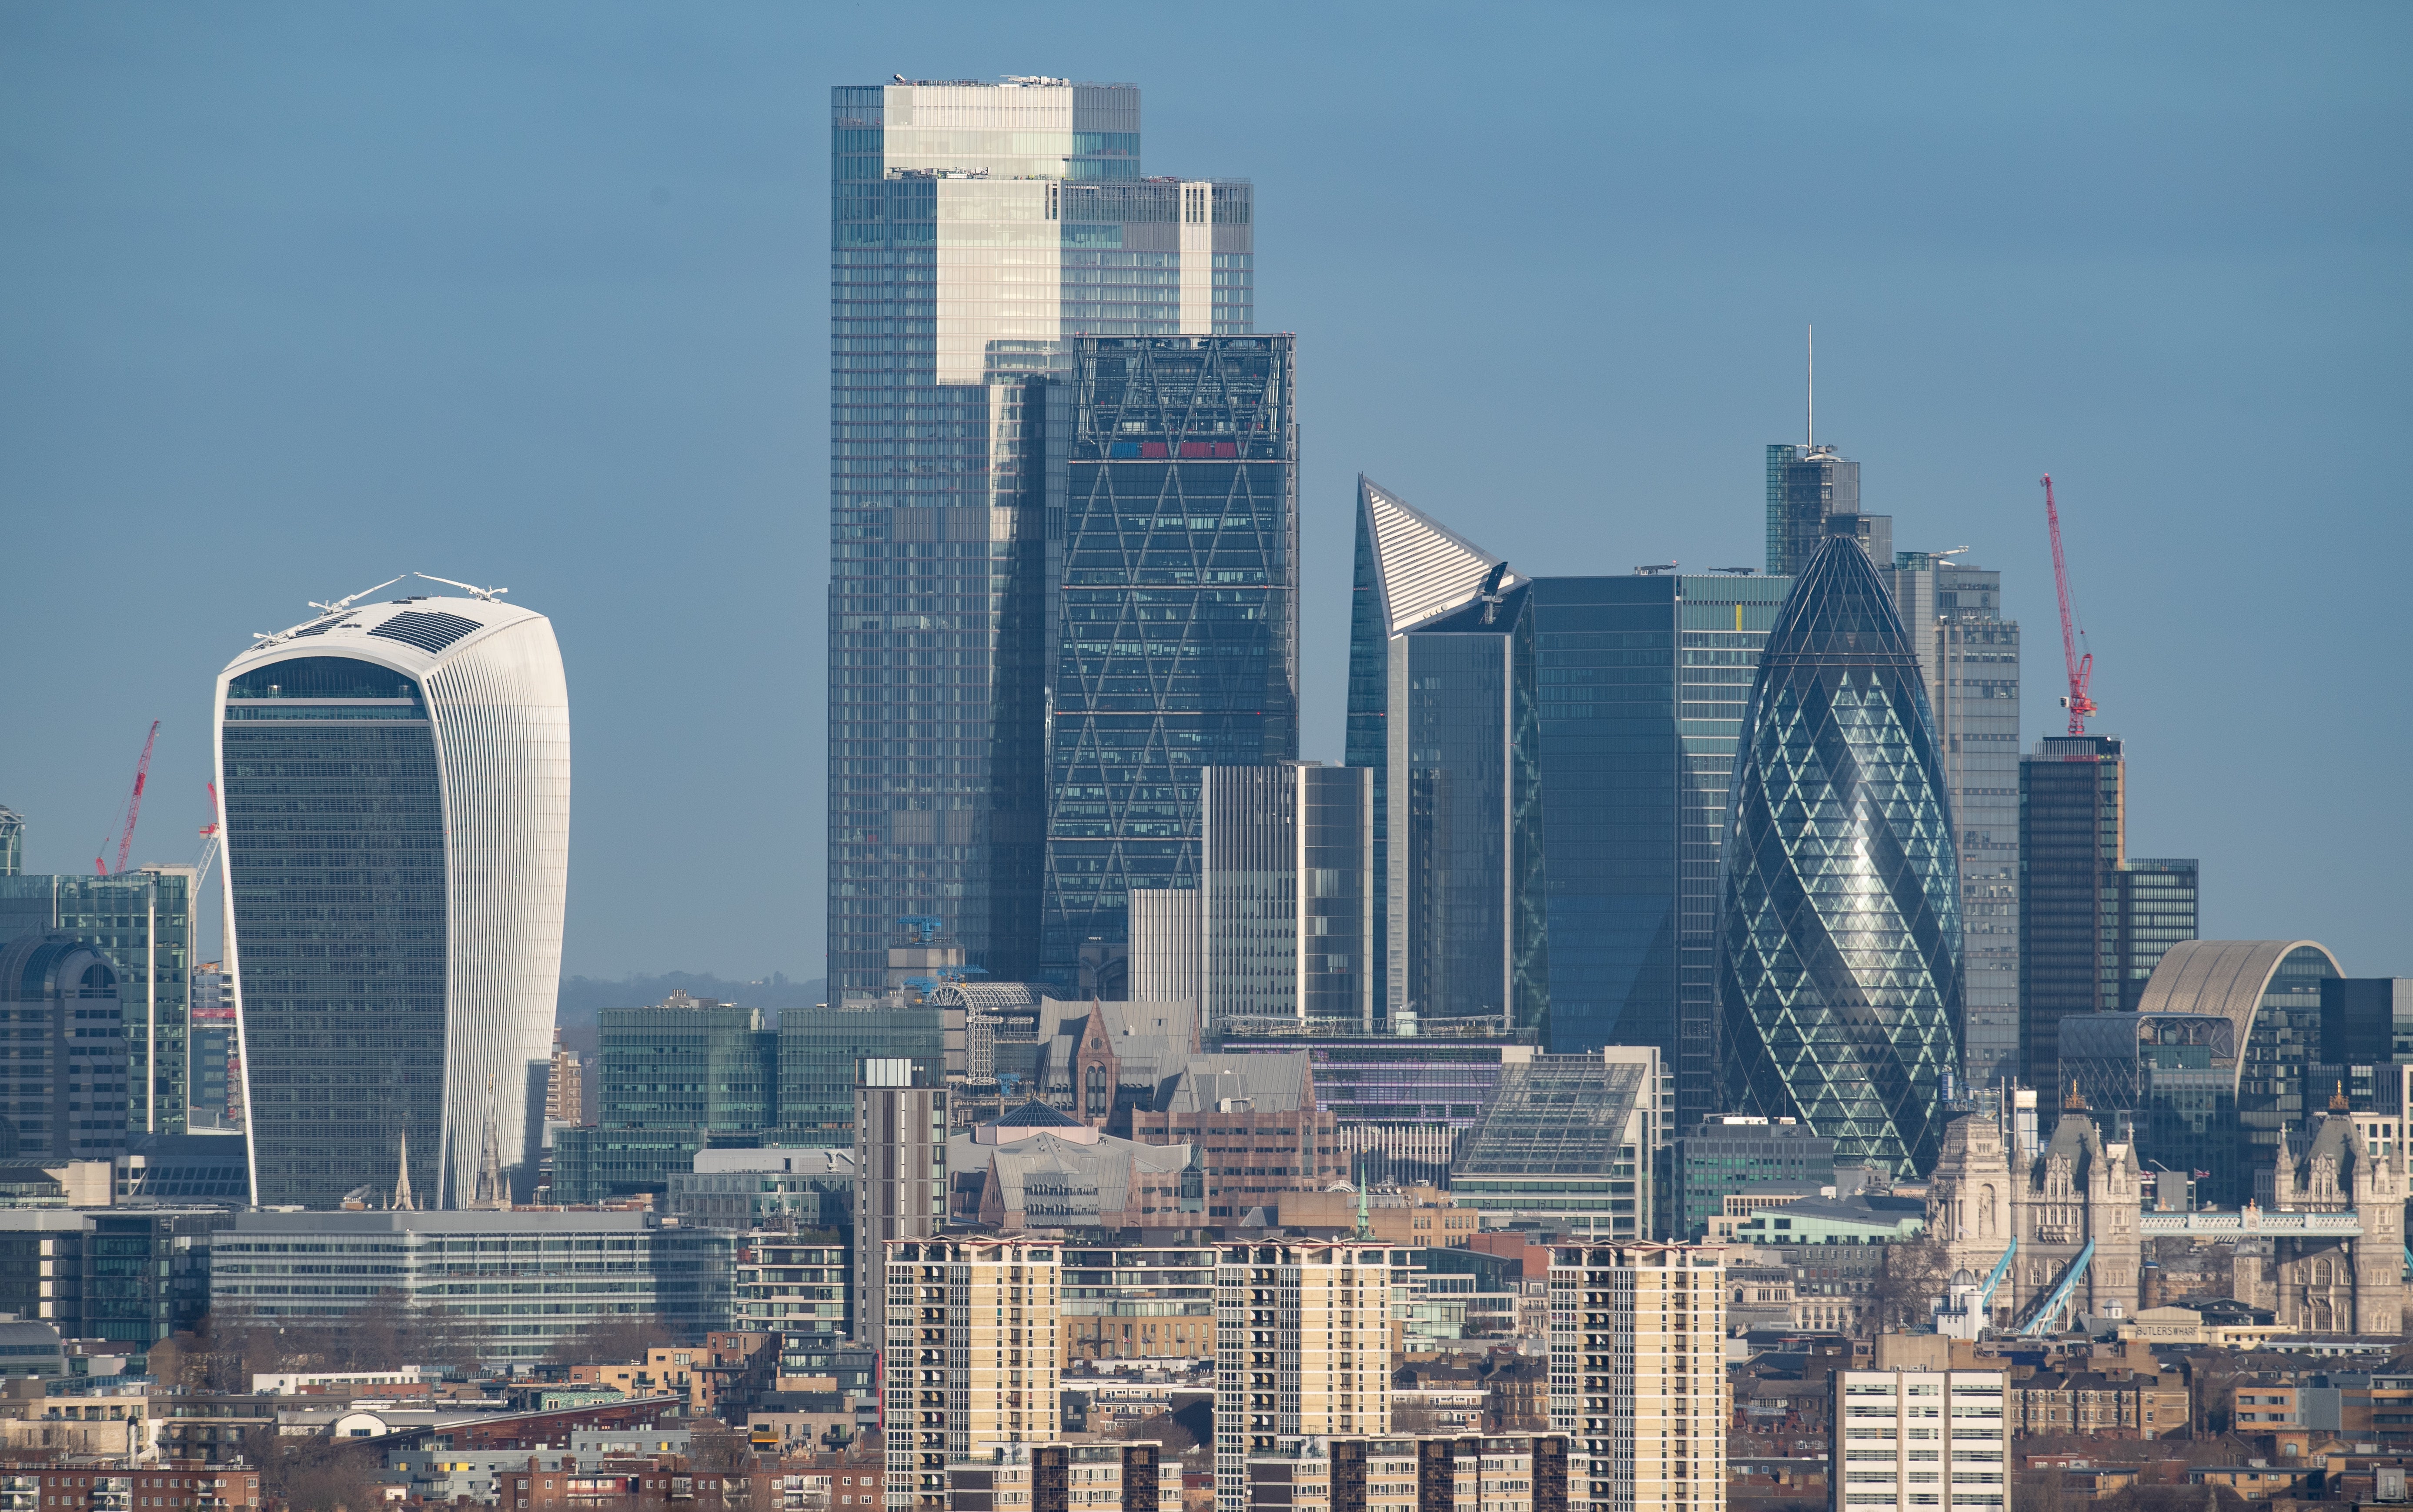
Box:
(391, 1129), (416, 1212)
(472, 1076), (506, 1209)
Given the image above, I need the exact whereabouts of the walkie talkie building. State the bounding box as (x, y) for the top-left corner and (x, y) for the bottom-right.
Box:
(1717, 517), (1963, 1177)
(214, 588), (569, 1209)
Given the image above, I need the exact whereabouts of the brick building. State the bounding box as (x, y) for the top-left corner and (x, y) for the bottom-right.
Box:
(1127, 1055), (1338, 1221)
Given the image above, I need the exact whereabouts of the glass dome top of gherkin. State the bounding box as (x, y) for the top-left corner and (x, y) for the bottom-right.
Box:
(1717, 525), (1964, 1177)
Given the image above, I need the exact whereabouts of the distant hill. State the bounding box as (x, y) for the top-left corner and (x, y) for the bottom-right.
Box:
(554, 972), (826, 1030)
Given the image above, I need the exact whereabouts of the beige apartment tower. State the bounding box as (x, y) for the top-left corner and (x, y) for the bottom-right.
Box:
(1215, 1242), (1392, 1512)
(1830, 1370), (2009, 1512)
(884, 1236), (1063, 1512)
(1548, 1245), (1726, 1512)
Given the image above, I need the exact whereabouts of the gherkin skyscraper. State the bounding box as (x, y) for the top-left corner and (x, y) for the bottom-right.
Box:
(1717, 516), (1963, 1176)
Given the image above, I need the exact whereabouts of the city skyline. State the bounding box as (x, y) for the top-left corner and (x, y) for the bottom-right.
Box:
(3, 8), (2408, 985)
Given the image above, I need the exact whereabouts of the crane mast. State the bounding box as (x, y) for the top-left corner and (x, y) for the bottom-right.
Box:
(2041, 475), (2096, 737)
(96, 720), (160, 877)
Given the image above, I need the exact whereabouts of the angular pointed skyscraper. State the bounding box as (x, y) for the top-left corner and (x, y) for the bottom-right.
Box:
(1344, 477), (1547, 1034)
(1717, 516), (1963, 1176)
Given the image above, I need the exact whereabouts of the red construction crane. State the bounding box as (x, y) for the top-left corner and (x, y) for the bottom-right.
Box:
(2040, 475), (2096, 737)
(94, 720), (159, 877)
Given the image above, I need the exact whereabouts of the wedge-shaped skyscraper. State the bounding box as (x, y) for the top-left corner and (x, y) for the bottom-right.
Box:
(214, 586), (569, 1208)
(1717, 517), (1962, 1176)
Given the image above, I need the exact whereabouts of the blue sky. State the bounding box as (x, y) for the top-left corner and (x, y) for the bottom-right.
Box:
(3, 2), (2406, 981)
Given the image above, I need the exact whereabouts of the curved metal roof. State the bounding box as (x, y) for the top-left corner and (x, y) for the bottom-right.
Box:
(2133, 939), (2342, 1046)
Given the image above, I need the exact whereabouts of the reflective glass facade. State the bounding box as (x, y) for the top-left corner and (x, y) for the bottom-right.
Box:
(776, 1003), (946, 1147)
(2018, 736), (2124, 1082)
(1887, 555), (2022, 1087)
(0, 935), (129, 1161)
(827, 80), (1255, 995)
(1765, 443), (1862, 576)
(220, 654), (448, 1207)
(2115, 859), (2198, 1011)
(0, 868), (197, 1138)
(1717, 525), (1964, 1177)
(1042, 336), (1297, 976)
(2056, 1010), (2240, 1201)
(1199, 763), (1370, 1027)
(1389, 586), (1550, 1034)
(2239, 945), (2343, 1202)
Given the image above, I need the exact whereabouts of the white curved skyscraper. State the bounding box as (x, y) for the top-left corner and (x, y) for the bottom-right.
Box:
(213, 584), (569, 1208)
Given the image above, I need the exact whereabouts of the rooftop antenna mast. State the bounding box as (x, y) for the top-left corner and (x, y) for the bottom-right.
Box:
(1807, 324), (1815, 451)
(307, 574), (405, 617)
(414, 572), (508, 602)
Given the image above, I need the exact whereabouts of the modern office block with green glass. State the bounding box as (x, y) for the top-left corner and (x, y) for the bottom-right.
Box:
(0, 866), (197, 1139)
(776, 1003), (946, 1147)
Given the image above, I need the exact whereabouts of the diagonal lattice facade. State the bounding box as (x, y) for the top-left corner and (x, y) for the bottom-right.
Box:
(1718, 524), (1963, 1177)
(1041, 337), (1298, 975)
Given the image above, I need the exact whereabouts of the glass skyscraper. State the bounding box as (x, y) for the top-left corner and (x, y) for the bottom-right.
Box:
(827, 79), (1253, 995)
(1886, 553), (2022, 1086)
(1717, 518), (1964, 1178)
(1041, 334), (1297, 977)
(1198, 762), (1373, 1027)
(1524, 573), (1790, 1111)
(214, 591), (569, 1209)
(1765, 443), (1865, 576)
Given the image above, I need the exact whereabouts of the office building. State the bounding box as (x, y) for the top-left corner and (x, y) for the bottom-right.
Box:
(883, 1235), (1063, 1511)
(1764, 443), (1863, 577)
(1128, 1053), (1339, 1218)
(1718, 518), (1962, 1178)
(190, 961), (237, 1129)
(669, 1147), (854, 1231)
(1243, 1435), (1571, 1512)
(2018, 736), (2200, 1081)
(214, 588), (569, 1209)
(1213, 1241), (1391, 1512)
(1524, 572), (1789, 1102)
(1128, 889), (1201, 1001)
(1669, 1118), (1837, 1242)
(550, 993), (778, 1204)
(855, 1061), (948, 1349)
(1451, 1049), (1662, 1239)
(545, 1028), (583, 1126)
(0, 934), (130, 1162)
(0, 807), (19, 876)
(827, 78), (1255, 998)
(948, 1442), (1180, 1512)
(2055, 1010), (2239, 1201)
(1886, 552), (2022, 1086)
(1829, 1370), (2009, 1512)
(0, 864), (200, 1138)
(1345, 480), (1791, 1079)
(2134, 939), (2346, 1204)
(0, 1208), (233, 1347)
(208, 1209), (733, 1360)
(1192, 762), (1373, 1028)
(1547, 1244), (1725, 1512)
(1217, 1034), (1530, 1187)
(1042, 335), (1300, 981)
(780, 1001), (948, 1148)
(2321, 978), (2413, 1091)
(948, 1113), (1197, 1231)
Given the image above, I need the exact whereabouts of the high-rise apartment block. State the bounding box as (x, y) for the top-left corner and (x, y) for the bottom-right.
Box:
(1829, 1370), (2010, 1512)
(1243, 1435), (1571, 1512)
(1043, 335), (1300, 981)
(827, 78), (1255, 995)
(214, 591), (569, 1209)
(1719, 521), (1962, 1177)
(949, 1443), (1180, 1512)
(1547, 1244), (1725, 1512)
(1214, 1242), (1392, 1512)
(2019, 736), (2200, 1085)
(1193, 763), (1372, 1028)
(884, 1235), (1062, 1511)
(1886, 552), (2022, 1087)
(857, 1061), (949, 1351)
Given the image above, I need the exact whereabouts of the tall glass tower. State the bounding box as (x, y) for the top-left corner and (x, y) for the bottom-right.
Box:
(1041, 334), (1297, 977)
(214, 589), (569, 1209)
(827, 78), (1253, 995)
(1718, 517), (1963, 1177)
(1886, 553), (2022, 1086)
